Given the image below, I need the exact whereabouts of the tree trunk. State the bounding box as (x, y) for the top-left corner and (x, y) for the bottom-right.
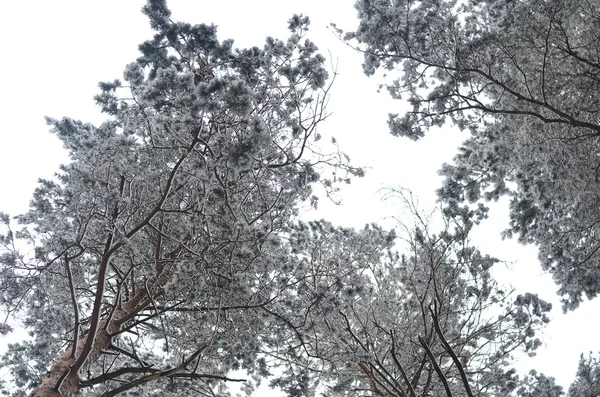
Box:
(29, 283), (159, 396)
(29, 225), (183, 396)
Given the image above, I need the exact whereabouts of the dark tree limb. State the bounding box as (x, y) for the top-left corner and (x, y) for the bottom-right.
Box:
(418, 336), (453, 397)
(430, 301), (475, 397)
(100, 344), (208, 397)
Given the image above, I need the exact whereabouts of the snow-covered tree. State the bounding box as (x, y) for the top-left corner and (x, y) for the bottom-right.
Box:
(344, 0), (600, 310)
(1, 1), (592, 395)
(567, 353), (600, 397)
(268, 192), (556, 397)
(0, 1), (360, 395)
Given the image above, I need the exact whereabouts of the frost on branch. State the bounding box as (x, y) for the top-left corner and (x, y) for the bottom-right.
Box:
(0, 1), (360, 395)
(348, 0), (600, 310)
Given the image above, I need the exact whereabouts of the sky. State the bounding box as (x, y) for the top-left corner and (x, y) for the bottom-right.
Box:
(0, 0), (599, 394)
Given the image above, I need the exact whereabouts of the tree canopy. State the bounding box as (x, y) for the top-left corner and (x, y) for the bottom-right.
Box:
(272, 193), (554, 397)
(346, 0), (600, 310)
(2, 0), (600, 396)
(0, 1), (358, 395)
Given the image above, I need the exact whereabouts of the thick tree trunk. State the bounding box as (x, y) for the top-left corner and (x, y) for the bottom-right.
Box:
(29, 216), (186, 396)
(30, 327), (113, 396)
(29, 286), (155, 396)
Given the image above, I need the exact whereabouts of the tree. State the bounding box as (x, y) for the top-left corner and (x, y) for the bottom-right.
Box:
(267, 191), (557, 397)
(0, 1), (360, 395)
(567, 353), (600, 397)
(343, 0), (600, 309)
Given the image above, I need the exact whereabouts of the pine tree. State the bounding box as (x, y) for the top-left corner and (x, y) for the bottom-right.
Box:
(268, 191), (556, 397)
(344, 0), (600, 310)
(0, 1), (359, 395)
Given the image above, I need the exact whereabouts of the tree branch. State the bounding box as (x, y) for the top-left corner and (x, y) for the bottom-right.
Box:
(101, 344), (208, 397)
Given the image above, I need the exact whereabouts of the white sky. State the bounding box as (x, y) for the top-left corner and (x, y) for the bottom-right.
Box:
(0, 0), (598, 394)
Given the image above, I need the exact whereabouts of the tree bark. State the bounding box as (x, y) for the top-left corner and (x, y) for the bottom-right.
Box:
(29, 261), (176, 397)
(29, 288), (150, 397)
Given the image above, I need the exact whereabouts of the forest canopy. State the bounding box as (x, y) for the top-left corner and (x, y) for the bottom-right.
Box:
(346, 0), (600, 310)
(1, 0), (600, 396)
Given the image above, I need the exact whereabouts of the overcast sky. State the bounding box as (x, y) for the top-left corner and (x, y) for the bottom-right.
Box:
(1, 1), (599, 393)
